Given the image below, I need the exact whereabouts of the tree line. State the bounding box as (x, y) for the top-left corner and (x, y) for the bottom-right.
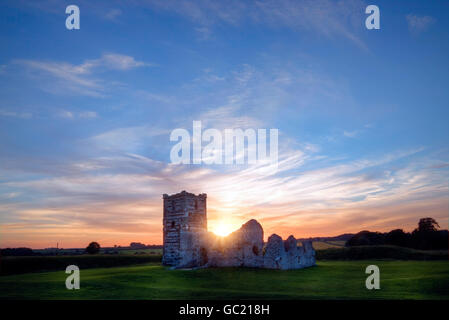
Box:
(346, 217), (448, 250)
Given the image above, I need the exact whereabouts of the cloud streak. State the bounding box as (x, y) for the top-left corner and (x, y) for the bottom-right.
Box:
(1, 139), (447, 248)
(0, 109), (32, 119)
(142, 0), (367, 48)
(406, 14), (435, 34)
(14, 54), (151, 97)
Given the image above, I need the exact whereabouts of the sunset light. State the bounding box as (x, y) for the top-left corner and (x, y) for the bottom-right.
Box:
(1, 0), (449, 308)
(211, 221), (237, 237)
(0, 1), (447, 254)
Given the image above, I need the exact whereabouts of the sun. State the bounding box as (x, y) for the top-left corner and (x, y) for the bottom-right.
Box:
(211, 221), (235, 237)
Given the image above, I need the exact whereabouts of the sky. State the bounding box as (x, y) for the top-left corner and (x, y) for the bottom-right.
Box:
(0, 0), (448, 249)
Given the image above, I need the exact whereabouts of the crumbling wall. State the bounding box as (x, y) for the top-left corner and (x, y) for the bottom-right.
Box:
(207, 219), (264, 268)
(263, 234), (286, 269)
(298, 240), (316, 268)
(177, 230), (212, 268)
(262, 234), (316, 270)
(173, 220), (316, 270)
(162, 191), (315, 270)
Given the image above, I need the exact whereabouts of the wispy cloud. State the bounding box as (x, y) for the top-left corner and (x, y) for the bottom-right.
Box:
(14, 54), (152, 97)
(343, 130), (358, 138)
(104, 8), (122, 21)
(143, 0), (367, 48)
(80, 111), (98, 119)
(17, 60), (102, 96)
(87, 53), (152, 71)
(8, 0), (368, 48)
(406, 14), (435, 35)
(176, 62), (354, 131)
(0, 109), (32, 119)
(58, 110), (74, 119)
(2, 135), (447, 247)
(57, 110), (98, 119)
(87, 126), (170, 153)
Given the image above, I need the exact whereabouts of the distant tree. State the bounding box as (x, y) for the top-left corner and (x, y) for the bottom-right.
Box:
(346, 218), (447, 251)
(385, 229), (410, 247)
(85, 242), (100, 254)
(130, 242), (147, 249)
(0, 247), (35, 256)
(416, 217), (440, 233)
(346, 231), (385, 247)
(411, 218), (447, 250)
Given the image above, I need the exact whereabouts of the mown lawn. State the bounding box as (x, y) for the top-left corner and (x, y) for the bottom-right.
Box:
(0, 260), (448, 300)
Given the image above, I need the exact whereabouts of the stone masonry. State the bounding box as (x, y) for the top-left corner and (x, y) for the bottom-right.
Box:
(162, 191), (316, 270)
(162, 191), (207, 266)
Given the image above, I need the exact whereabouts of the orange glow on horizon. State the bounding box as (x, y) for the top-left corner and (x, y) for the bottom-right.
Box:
(1, 196), (447, 249)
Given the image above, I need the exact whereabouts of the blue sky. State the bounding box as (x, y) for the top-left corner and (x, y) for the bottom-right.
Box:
(0, 0), (448, 248)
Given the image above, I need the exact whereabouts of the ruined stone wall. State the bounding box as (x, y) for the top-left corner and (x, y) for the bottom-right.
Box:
(162, 191), (316, 270)
(207, 219), (264, 268)
(263, 234), (316, 270)
(172, 219), (316, 270)
(162, 191), (207, 266)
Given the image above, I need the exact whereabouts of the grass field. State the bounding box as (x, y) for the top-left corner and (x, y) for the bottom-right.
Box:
(0, 260), (448, 300)
(0, 255), (161, 275)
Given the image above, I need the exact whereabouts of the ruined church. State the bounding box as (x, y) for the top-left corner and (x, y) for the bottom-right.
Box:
(162, 191), (316, 269)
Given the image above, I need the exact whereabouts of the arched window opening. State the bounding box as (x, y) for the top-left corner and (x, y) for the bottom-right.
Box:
(252, 245), (259, 256)
(199, 247), (208, 266)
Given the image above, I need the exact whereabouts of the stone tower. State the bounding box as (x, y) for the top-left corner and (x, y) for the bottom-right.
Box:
(162, 191), (207, 266)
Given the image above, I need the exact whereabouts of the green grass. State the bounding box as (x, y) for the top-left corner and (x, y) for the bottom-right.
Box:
(0, 260), (448, 300)
(0, 255), (161, 275)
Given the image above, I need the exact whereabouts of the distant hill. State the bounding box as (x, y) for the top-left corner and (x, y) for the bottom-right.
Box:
(297, 233), (355, 242)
